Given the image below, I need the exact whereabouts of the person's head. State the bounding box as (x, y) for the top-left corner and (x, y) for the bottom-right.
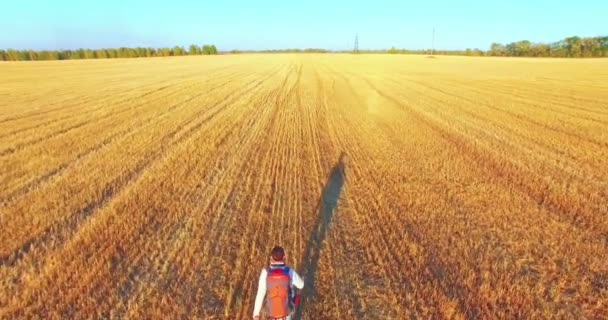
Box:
(270, 246), (285, 263)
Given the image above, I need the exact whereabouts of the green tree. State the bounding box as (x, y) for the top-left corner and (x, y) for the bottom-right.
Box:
(506, 40), (531, 56)
(108, 48), (118, 58)
(202, 44), (218, 55)
(564, 36), (582, 57)
(489, 43), (506, 56)
(26, 50), (38, 60)
(41, 50), (59, 60)
(581, 37), (600, 57)
(158, 47), (171, 56)
(550, 40), (567, 57)
(172, 46), (184, 56)
(6, 49), (20, 61)
(388, 46), (398, 54)
(74, 49), (86, 59)
(600, 36), (608, 56)
(58, 50), (71, 60)
(83, 49), (94, 59)
(134, 47), (146, 57)
(117, 47), (133, 58)
(37, 50), (48, 60)
(95, 49), (108, 59)
(189, 44), (201, 55)
(530, 43), (551, 57)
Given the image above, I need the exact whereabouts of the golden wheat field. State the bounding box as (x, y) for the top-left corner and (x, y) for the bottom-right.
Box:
(1, 54), (607, 319)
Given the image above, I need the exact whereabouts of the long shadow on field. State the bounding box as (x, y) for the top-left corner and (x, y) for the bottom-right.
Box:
(294, 152), (346, 320)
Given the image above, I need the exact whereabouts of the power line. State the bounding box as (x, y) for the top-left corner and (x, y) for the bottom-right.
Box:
(354, 34), (359, 54)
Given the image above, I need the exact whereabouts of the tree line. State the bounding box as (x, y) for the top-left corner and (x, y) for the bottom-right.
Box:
(488, 36), (608, 57)
(3, 35), (607, 60)
(0, 44), (218, 61)
(228, 48), (330, 54)
(234, 36), (608, 57)
(387, 35), (608, 57)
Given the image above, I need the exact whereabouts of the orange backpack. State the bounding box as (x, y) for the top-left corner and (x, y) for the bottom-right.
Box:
(266, 266), (291, 318)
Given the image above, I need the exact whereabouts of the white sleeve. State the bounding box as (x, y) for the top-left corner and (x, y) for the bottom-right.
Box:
(253, 269), (267, 317)
(291, 269), (304, 290)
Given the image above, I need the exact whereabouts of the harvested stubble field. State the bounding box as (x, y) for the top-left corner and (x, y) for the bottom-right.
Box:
(1, 54), (607, 319)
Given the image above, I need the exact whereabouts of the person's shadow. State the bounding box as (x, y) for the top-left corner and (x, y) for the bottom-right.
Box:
(294, 152), (346, 320)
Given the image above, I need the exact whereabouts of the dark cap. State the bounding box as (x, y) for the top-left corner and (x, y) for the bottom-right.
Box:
(271, 246), (285, 261)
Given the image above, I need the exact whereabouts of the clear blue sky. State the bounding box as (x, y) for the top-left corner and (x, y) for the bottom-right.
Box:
(1, 0), (606, 51)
